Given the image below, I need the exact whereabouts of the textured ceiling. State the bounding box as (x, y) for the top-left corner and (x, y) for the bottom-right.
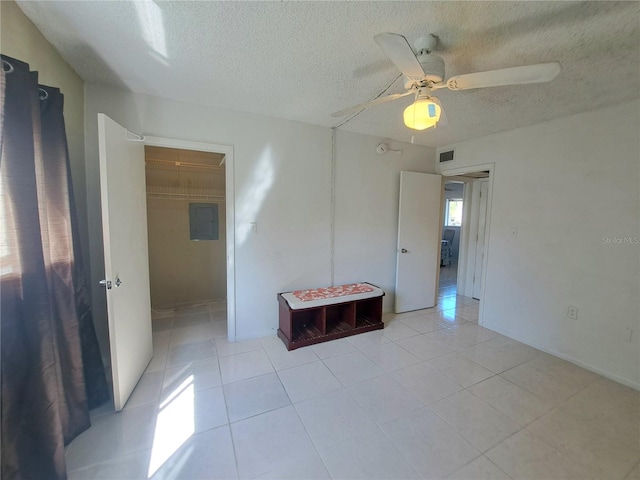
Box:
(16, 1), (640, 147)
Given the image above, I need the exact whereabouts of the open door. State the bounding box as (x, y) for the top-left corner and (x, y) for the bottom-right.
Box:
(472, 180), (489, 299)
(395, 171), (443, 313)
(98, 114), (153, 411)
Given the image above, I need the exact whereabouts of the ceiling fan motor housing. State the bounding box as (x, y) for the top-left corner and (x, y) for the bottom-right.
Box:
(417, 53), (445, 83)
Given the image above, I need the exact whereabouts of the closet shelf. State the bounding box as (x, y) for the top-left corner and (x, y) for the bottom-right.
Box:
(145, 156), (225, 201)
(146, 185), (225, 200)
(146, 158), (224, 170)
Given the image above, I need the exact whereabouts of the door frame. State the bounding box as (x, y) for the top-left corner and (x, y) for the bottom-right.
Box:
(439, 163), (494, 326)
(144, 136), (236, 342)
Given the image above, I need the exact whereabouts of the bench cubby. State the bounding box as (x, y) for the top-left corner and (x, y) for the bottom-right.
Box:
(277, 285), (384, 351)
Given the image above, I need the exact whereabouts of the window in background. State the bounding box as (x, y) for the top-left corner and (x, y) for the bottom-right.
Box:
(445, 199), (463, 227)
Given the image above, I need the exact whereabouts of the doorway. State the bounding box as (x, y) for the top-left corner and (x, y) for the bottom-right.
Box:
(439, 167), (492, 324)
(144, 136), (236, 340)
(439, 181), (464, 300)
(96, 116), (236, 410)
(144, 146), (228, 335)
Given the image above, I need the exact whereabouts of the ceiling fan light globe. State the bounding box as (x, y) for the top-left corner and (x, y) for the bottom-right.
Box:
(403, 99), (441, 130)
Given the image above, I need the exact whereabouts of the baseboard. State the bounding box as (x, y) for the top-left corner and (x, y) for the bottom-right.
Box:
(483, 323), (640, 392)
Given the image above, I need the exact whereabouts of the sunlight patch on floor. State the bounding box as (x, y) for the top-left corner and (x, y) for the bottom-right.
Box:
(147, 375), (195, 477)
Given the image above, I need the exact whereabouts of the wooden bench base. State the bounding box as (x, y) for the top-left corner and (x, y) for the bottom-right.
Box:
(277, 289), (384, 351)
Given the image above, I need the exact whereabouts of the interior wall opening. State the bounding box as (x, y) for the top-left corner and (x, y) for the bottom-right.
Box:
(144, 145), (228, 332)
(439, 169), (490, 316)
(439, 181), (464, 300)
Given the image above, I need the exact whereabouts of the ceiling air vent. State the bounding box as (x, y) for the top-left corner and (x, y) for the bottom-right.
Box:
(439, 150), (454, 163)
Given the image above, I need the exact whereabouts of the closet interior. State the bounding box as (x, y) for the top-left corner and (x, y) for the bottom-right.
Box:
(145, 146), (227, 310)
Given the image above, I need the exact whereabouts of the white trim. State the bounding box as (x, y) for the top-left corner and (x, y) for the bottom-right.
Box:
(438, 162), (494, 177)
(487, 323), (640, 391)
(144, 136), (236, 342)
(440, 163), (494, 327)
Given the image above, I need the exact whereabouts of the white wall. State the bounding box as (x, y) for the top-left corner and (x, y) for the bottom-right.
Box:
(84, 84), (435, 350)
(147, 198), (227, 308)
(333, 131), (437, 310)
(437, 100), (640, 388)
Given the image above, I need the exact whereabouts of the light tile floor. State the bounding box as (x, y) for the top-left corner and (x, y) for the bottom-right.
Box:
(67, 297), (640, 480)
(439, 260), (458, 297)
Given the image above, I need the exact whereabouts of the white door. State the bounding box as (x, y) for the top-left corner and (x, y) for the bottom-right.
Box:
(98, 114), (153, 411)
(472, 180), (489, 299)
(395, 171), (443, 313)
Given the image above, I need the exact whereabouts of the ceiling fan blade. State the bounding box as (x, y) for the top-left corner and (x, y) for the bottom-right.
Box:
(331, 90), (413, 118)
(374, 33), (425, 80)
(444, 62), (561, 90)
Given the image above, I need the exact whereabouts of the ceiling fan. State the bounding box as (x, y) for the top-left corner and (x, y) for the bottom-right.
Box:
(332, 33), (561, 130)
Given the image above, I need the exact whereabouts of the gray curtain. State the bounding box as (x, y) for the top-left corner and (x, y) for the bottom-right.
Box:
(1, 55), (109, 480)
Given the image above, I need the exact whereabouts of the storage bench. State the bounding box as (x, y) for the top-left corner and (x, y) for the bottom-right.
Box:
(277, 282), (384, 350)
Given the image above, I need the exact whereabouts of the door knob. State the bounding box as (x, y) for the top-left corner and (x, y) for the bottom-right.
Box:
(99, 279), (112, 289)
(401, 248), (408, 253)
(115, 276), (122, 287)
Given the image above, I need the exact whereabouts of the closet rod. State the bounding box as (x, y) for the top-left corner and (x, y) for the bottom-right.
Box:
(148, 197), (227, 202)
(147, 192), (226, 200)
(146, 158), (222, 169)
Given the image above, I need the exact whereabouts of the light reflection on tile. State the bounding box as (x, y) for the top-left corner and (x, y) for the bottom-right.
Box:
(66, 299), (637, 480)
